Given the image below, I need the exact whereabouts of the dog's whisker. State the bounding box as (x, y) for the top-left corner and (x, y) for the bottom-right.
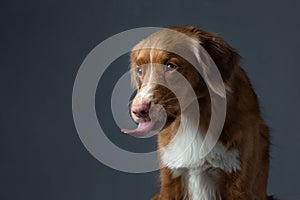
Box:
(127, 99), (134, 106)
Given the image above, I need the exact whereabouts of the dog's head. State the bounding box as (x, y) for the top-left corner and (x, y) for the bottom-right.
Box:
(121, 26), (240, 136)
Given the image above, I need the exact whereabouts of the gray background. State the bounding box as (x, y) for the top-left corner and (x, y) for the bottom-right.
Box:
(1, 0), (299, 199)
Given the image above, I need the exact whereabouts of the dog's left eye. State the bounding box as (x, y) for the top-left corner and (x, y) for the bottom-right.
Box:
(136, 67), (143, 76)
(166, 63), (178, 72)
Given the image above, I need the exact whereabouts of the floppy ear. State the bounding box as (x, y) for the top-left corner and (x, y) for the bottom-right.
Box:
(195, 29), (240, 83)
(170, 26), (240, 83)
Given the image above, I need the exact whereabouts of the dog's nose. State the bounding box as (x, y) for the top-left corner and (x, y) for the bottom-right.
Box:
(131, 103), (150, 119)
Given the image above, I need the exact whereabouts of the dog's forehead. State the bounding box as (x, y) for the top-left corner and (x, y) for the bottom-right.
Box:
(133, 48), (169, 65)
(131, 29), (200, 65)
(136, 29), (198, 49)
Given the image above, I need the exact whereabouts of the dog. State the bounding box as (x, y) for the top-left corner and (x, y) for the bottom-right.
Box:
(121, 26), (275, 200)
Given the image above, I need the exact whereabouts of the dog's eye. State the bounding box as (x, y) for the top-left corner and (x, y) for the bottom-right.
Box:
(166, 63), (178, 72)
(136, 67), (143, 76)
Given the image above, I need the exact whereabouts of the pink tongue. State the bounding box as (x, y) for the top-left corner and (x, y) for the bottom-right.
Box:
(121, 120), (156, 136)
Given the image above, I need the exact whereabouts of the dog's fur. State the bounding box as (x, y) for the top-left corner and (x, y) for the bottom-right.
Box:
(128, 26), (274, 200)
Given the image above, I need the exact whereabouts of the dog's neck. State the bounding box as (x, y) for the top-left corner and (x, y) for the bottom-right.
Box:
(161, 97), (240, 200)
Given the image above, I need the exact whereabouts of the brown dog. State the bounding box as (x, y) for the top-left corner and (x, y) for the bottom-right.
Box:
(122, 26), (274, 200)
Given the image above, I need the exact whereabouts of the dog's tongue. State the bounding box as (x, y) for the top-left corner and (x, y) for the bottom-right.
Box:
(121, 120), (156, 136)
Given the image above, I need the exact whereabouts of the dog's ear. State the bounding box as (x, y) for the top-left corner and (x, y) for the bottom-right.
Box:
(170, 26), (240, 83)
(197, 30), (240, 83)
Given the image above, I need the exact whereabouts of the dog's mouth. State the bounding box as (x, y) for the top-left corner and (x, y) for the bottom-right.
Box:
(121, 120), (157, 136)
(121, 104), (168, 137)
(121, 118), (168, 137)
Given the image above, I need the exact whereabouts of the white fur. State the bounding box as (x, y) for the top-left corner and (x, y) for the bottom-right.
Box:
(161, 113), (240, 200)
(134, 48), (154, 104)
(136, 84), (152, 103)
(186, 168), (220, 200)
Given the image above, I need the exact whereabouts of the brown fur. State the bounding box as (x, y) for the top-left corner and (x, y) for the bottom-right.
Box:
(130, 26), (274, 200)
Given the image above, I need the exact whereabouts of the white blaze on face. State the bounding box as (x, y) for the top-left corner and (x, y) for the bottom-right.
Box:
(133, 48), (156, 105)
(123, 63), (168, 136)
(134, 84), (152, 104)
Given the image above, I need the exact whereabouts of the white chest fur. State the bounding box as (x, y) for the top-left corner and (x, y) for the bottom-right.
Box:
(160, 117), (240, 200)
